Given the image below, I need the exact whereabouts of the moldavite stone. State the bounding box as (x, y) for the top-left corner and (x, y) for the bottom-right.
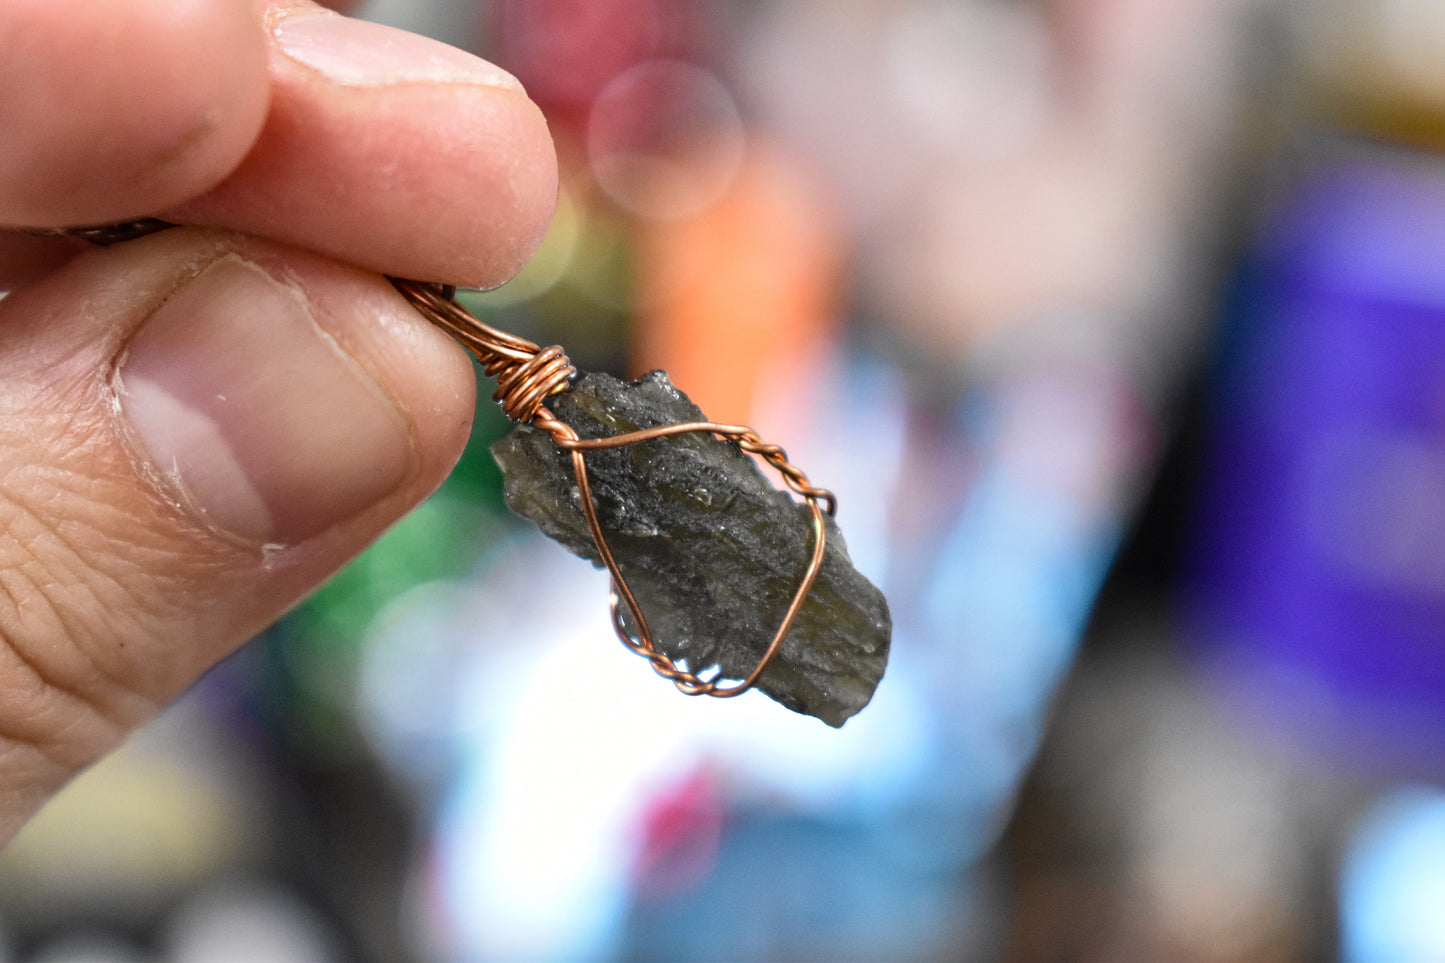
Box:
(491, 370), (891, 726)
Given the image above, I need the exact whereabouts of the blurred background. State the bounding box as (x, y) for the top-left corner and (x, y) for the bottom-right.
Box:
(8, 0), (1445, 959)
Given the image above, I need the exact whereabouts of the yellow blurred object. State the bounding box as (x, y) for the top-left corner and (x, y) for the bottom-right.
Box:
(0, 703), (262, 922)
(1309, 0), (1445, 149)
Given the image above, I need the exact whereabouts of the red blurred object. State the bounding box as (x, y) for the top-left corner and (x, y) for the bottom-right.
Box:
(496, 0), (703, 134)
(631, 768), (723, 898)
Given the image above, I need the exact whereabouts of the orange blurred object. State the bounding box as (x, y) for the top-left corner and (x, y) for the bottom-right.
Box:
(631, 142), (844, 426)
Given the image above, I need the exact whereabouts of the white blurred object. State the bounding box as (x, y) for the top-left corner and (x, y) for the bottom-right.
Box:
(1341, 786), (1445, 963)
(586, 61), (746, 220)
(165, 880), (340, 963)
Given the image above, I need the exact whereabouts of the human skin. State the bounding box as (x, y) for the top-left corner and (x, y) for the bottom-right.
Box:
(0, 0), (557, 843)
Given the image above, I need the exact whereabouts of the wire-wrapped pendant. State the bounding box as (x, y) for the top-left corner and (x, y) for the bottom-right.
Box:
(393, 280), (892, 727)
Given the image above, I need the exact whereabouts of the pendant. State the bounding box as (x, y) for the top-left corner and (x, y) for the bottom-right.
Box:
(394, 281), (891, 727)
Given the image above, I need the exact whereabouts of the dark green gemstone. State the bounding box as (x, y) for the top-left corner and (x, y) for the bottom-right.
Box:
(491, 370), (890, 726)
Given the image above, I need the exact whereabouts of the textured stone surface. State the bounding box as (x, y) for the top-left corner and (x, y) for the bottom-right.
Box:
(491, 370), (891, 726)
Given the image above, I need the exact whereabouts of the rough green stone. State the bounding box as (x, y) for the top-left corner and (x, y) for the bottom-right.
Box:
(490, 370), (891, 726)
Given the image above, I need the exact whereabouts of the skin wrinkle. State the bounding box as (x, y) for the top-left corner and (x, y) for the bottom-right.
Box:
(0, 564), (140, 751)
(0, 246), (388, 717)
(0, 445), (216, 751)
(0, 548), (138, 771)
(0, 406), (184, 720)
(0, 481), (165, 730)
(2, 332), (98, 403)
(60, 537), (202, 704)
(0, 714), (98, 814)
(21, 503), (150, 659)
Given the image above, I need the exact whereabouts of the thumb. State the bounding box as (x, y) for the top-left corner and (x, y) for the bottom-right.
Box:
(0, 228), (475, 840)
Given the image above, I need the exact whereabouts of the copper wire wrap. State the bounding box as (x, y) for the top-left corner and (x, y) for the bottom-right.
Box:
(390, 279), (835, 698)
(36, 219), (831, 699)
(387, 279), (577, 423)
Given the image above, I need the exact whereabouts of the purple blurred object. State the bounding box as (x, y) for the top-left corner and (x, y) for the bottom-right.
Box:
(1189, 148), (1445, 769)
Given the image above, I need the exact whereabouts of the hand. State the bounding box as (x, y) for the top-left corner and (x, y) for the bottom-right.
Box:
(0, 0), (556, 842)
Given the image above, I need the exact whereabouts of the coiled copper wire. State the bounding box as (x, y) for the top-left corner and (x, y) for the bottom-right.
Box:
(388, 279), (576, 422)
(39, 220), (830, 700)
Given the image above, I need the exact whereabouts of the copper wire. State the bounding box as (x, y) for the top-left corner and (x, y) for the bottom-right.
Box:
(388, 279), (576, 422)
(39, 220), (831, 699)
(535, 410), (833, 696)
(391, 279), (835, 698)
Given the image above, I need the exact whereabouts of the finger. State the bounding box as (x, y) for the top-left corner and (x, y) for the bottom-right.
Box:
(0, 233), (85, 289)
(0, 228), (475, 841)
(168, 7), (558, 287)
(0, 0), (270, 227)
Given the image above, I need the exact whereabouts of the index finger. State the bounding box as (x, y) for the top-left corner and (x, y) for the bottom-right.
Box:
(168, 5), (558, 288)
(0, 0), (270, 227)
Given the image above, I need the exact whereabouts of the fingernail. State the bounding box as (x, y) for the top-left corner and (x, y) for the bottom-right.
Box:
(116, 256), (416, 546)
(273, 13), (523, 90)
